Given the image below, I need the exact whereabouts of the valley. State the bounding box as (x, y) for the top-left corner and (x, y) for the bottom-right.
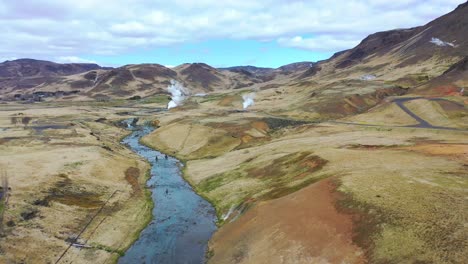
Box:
(0, 2), (467, 264)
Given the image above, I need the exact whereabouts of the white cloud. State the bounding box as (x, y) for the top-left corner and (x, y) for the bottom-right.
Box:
(56, 56), (97, 64)
(0, 57), (18, 62)
(0, 0), (463, 61)
(278, 35), (361, 52)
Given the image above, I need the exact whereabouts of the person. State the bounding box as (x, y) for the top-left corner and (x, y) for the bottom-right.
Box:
(165, 189), (169, 195)
(165, 154), (168, 159)
(155, 156), (158, 161)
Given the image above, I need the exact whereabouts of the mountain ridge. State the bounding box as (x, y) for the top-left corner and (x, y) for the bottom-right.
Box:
(1, 2), (467, 101)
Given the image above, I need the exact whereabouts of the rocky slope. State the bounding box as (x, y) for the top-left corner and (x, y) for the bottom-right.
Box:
(305, 1), (468, 85)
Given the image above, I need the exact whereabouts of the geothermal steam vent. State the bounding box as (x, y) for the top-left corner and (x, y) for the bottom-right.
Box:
(167, 80), (189, 109)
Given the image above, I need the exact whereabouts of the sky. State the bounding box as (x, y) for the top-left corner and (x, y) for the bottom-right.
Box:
(0, 0), (464, 68)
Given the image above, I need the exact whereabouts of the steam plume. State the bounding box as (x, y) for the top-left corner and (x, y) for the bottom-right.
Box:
(242, 93), (255, 109)
(167, 80), (189, 109)
(430, 37), (456, 47)
(360, 74), (376, 81)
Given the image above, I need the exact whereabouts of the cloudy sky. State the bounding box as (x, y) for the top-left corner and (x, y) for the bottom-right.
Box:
(0, 0), (463, 67)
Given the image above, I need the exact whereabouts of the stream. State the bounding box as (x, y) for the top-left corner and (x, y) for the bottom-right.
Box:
(118, 119), (217, 264)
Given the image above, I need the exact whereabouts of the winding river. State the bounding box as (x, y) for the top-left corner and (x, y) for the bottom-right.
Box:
(119, 119), (217, 264)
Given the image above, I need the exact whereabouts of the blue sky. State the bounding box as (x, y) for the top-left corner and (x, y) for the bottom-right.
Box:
(0, 0), (463, 68)
(88, 39), (334, 68)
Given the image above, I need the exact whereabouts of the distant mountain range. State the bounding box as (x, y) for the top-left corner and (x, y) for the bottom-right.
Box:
(0, 59), (316, 100)
(1, 1), (466, 101)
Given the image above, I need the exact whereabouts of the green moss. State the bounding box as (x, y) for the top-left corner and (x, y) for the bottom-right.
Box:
(199, 93), (234, 103)
(196, 152), (330, 219)
(260, 173), (330, 200)
(92, 243), (126, 257)
(64, 161), (84, 169)
(139, 95), (170, 105)
(262, 117), (311, 130)
(198, 175), (226, 193)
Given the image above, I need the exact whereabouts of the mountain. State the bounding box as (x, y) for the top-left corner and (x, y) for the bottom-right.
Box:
(277, 61), (314, 72)
(1, 2), (467, 101)
(86, 64), (177, 98)
(0, 59), (103, 94)
(0, 59), (102, 78)
(220, 65), (275, 76)
(0, 61), (268, 100)
(234, 1), (468, 120)
(415, 55), (468, 96)
(306, 1), (468, 86)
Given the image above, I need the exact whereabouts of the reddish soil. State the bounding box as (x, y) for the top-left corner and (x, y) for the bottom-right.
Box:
(250, 121), (269, 132)
(401, 143), (468, 162)
(208, 178), (365, 264)
(430, 85), (461, 96)
(436, 100), (465, 111)
(125, 167), (141, 195)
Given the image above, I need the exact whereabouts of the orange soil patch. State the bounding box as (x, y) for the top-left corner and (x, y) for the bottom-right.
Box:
(218, 95), (240, 106)
(400, 144), (468, 162)
(431, 85), (461, 96)
(241, 134), (254, 144)
(251, 121), (269, 132)
(125, 167), (141, 195)
(208, 179), (365, 264)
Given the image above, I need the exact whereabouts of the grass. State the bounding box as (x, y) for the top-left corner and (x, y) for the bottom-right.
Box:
(337, 159), (468, 264)
(46, 99), (128, 108)
(113, 168), (154, 263)
(138, 95), (170, 105)
(92, 243), (126, 257)
(64, 161), (84, 169)
(0, 200), (4, 216)
(199, 94), (225, 102)
(262, 117), (311, 130)
(196, 152), (330, 219)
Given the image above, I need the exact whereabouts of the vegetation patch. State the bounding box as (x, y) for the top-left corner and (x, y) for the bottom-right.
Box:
(139, 95), (170, 105)
(261, 117), (310, 130)
(124, 167), (141, 195)
(197, 152), (329, 218)
(20, 209), (39, 221)
(344, 144), (401, 150)
(45, 174), (104, 208)
(92, 243), (126, 257)
(334, 179), (389, 263)
(336, 165), (468, 263)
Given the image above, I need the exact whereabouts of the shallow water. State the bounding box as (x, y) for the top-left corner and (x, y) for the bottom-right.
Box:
(119, 121), (217, 264)
(31, 124), (70, 133)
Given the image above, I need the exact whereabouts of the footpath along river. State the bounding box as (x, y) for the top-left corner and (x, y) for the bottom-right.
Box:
(119, 119), (217, 264)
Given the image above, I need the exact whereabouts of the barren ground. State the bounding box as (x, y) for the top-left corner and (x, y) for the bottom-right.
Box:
(0, 87), (466, 264)
(0, 103), (153, 263)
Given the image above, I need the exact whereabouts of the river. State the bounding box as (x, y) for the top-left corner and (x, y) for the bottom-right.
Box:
(118, 119), (217, 264)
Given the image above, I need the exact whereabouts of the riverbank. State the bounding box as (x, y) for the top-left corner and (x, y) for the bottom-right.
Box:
(139, 101), (468, 263)
(0, 103), (153, 263)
